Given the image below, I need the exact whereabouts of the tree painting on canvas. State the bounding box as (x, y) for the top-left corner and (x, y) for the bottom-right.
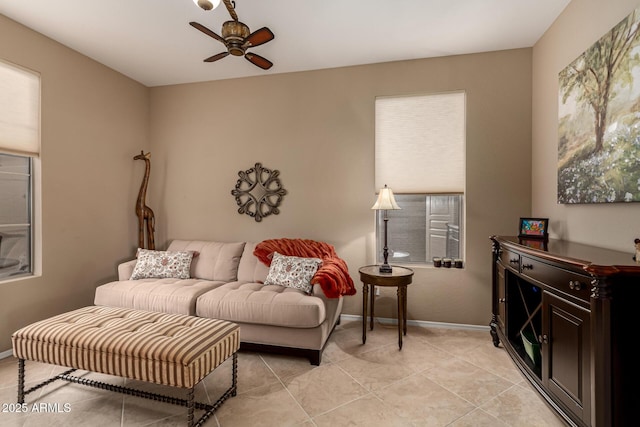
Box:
(558, 7), (640, 203)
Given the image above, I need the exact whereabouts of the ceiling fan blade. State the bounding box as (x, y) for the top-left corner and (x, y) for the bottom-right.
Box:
(204, 52), (230, 62)
(245, 53), (273, 70)
(245, 27), (274, 48)
(189, 21), (226, 45)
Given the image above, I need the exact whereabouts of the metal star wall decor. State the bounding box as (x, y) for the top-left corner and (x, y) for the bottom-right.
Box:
(231, 162), (287, 222)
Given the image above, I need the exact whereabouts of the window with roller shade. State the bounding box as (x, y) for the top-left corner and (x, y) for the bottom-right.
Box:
(0, 59), (40, 280)
(374, 91), (465, 265)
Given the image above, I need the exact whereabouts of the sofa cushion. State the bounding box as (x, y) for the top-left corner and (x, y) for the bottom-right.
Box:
(130, 249), (194, 280)
(237, 242), (270, 283)
(94, 278), (226, 316)
(167, 240), (245, 282)
(263, 252), (321, 294)
(196, 282), (326, 328)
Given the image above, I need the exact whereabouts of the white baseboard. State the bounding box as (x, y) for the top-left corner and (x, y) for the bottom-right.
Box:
(0, 349), (13, 360)
(340, 314), (490, 331)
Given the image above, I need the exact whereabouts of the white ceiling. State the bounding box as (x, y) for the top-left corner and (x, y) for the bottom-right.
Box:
(0, 0), (571, 87)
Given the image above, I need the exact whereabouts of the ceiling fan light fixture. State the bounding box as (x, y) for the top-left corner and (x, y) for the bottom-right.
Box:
(222, 21), (250, 56)
(192, 0), (221, 11)
(222, 21), (250, 39)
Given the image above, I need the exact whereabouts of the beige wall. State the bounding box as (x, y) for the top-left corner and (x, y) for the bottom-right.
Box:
(0, 12), (535, 353)
(2, 0), (635, 355)
(533, 0), (640, 251)
(0, 15), (149, 351)
(149, 49), (532, 326)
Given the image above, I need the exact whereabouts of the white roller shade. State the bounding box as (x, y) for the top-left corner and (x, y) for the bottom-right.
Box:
(375, 92), (465, 193)
(0, 60), (40, 156)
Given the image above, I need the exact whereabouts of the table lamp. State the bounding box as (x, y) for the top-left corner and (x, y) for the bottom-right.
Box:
(371, 185), (401, 273)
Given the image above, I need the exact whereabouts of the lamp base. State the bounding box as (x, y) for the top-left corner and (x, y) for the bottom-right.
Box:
(379, 263), (393, 273)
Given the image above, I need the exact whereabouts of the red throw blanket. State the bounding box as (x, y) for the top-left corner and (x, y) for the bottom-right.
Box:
(253, 238), (356, 298)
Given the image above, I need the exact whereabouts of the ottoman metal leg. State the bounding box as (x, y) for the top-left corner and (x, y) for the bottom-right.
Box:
(196, 352), (238, 427)
(232, 352), (238, 396)
(17, 359), (76, 404)
(17, 358), (25, 404)
(187, 388), (195, 427)
(17, 353), (239, 427)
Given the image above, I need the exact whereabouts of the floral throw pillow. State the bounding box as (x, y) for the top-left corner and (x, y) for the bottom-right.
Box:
(130, 249), (194, 280)
(263, 252), (322, 294)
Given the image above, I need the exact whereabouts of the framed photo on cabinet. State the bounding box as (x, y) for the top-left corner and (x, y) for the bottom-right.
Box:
(518, 217), (549, 240)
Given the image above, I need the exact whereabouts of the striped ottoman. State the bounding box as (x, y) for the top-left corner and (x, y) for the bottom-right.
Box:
(12, 306), (239, 427)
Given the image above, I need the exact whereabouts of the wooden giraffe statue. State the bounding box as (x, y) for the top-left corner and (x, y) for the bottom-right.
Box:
(133, 151), (155, 250)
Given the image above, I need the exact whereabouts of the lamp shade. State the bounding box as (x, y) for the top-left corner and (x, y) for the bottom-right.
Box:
(371, 185), (401, 210)
(193, 0), (221, 10)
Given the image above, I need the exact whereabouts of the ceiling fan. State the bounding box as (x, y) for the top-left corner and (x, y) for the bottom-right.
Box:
(190, 0), (275, 70)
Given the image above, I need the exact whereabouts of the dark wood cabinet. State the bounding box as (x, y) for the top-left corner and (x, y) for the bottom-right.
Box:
(490, 236), (640, 427)
(543, 291), (591, 424)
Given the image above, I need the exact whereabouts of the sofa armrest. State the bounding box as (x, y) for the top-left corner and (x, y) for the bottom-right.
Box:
(117, 259), (137, 280)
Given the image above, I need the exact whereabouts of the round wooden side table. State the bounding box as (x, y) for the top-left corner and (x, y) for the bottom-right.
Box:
(359, 265), (414, 349)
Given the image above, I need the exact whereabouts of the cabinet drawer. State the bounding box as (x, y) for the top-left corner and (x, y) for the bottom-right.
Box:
(521, 256), (591, 303)
(499, 248), (520, 270)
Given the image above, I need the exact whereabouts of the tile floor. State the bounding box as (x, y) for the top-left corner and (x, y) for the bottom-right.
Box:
(0, 318), (565, 427)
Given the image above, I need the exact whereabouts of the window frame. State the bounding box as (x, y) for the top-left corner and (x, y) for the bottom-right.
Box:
(375, 193), (464, 266)
(0, 59), (40, 282)
(374, 91), (466, 267)
(0, 152), (34, 280)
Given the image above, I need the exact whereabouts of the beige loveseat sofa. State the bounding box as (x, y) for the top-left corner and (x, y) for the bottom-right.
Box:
(94, 240), (345, 365)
